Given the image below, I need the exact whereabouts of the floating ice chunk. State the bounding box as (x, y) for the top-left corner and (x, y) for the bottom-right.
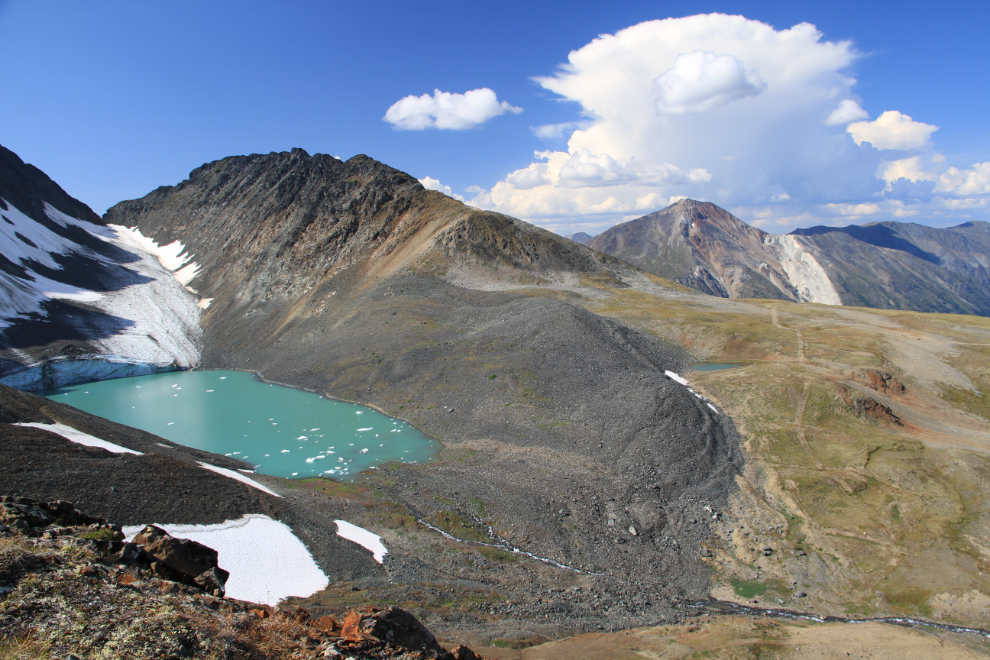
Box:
(334, 520), (388, 563)
(219, 376), (226, 379)
(360, 448), (369, 453)
(355, 411), (363, 415)
(15, 422), (142, 455)
(197, 462), (280, 497)
(305, 455), (326, 463)
(281, 449), (290, 453)
(297, 436), (308, 440)
(310, 428), (320, 431)
(665, 370), (689, 386)
(357, 427), (373, 432)
(207, 389), (214, 392)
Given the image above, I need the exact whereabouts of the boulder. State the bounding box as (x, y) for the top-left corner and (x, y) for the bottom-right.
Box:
(133, 524), (228, 591)
(1, 500), (54, 528)
(194, 566), (229, 598)
(0, 496), (108, 530)
(341, 606), (445, 653)
(451, 646), (484, 660)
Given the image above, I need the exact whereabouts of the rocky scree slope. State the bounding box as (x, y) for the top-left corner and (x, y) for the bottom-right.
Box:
(0, 144), (202, 390)
(104, 149), (743, 622)
(589, 199), (990, 316)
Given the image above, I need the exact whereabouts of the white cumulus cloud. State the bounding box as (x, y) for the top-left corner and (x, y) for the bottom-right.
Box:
(418, 176), (464, 201)
(879, 156), (933, 184)
(847, 110), (938, 150)
(459, 14), (977, 235)
(825, 99), (869, 125)
(384, 88), (522, 130)
(467, 14), (890, 234)
(936, 162), (990, 196)
(653, 50), (766, 114)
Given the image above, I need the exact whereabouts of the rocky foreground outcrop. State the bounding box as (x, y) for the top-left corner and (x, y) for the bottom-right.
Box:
(0, 497), (485, 659)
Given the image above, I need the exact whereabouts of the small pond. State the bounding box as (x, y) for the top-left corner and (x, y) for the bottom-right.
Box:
(40, 370), (439, 480)
(688, 362), (751, 372)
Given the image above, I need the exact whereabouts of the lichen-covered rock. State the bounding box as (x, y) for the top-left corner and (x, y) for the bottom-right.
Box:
(131, 524), (229, 593)
(0, 504), (489, 659)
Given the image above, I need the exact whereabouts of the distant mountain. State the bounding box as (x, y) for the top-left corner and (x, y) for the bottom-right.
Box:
(0, 145), (202, 388)
(588, 199), (990, 316)
(566, 231), (596, 245)
(792, 220), (990, 297)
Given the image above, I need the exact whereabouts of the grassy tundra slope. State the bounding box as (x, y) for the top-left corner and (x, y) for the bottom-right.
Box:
(580, 279), (990, 628)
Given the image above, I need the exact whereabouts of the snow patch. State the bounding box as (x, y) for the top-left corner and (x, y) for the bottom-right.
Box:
(111, 225), (201, 283)
(334, 520), (388, 563)
(14, 422), (142, 455)
(665, 370), (689, 386)
(123, 514), (328, 605)
(197, 462), (281, 498)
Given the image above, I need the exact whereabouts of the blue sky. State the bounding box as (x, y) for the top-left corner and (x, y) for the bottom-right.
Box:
(1, 0), (988, 236)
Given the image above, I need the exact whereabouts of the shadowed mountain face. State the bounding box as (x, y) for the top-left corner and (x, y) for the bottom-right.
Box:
(103, 149), (742, 613)
(793, 220), (990, 298)
(0, 145), (102, 228)
(589, 199), (990, 316)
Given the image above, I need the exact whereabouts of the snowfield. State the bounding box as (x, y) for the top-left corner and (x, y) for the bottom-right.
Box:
(13, 422), (143, 455)
(123, 515), (329, 605)
(197, 461), (281, 498)
(0, 200), (205, 389)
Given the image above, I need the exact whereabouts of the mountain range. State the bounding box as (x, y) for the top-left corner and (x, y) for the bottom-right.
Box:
(3, 143), (990, 652)
(586, 199), (990, 315)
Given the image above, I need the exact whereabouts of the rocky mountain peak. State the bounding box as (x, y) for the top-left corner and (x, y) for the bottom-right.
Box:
(0, 144), (102, 226)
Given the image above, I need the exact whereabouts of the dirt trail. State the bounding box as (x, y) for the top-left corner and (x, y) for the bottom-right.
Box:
(771, 305), (805, 362)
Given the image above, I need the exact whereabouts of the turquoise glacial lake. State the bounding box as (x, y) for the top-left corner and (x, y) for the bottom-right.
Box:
(41, 370), (439, 480)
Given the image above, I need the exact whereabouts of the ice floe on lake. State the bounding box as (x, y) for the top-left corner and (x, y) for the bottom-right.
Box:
(123, 514), (328, 605)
